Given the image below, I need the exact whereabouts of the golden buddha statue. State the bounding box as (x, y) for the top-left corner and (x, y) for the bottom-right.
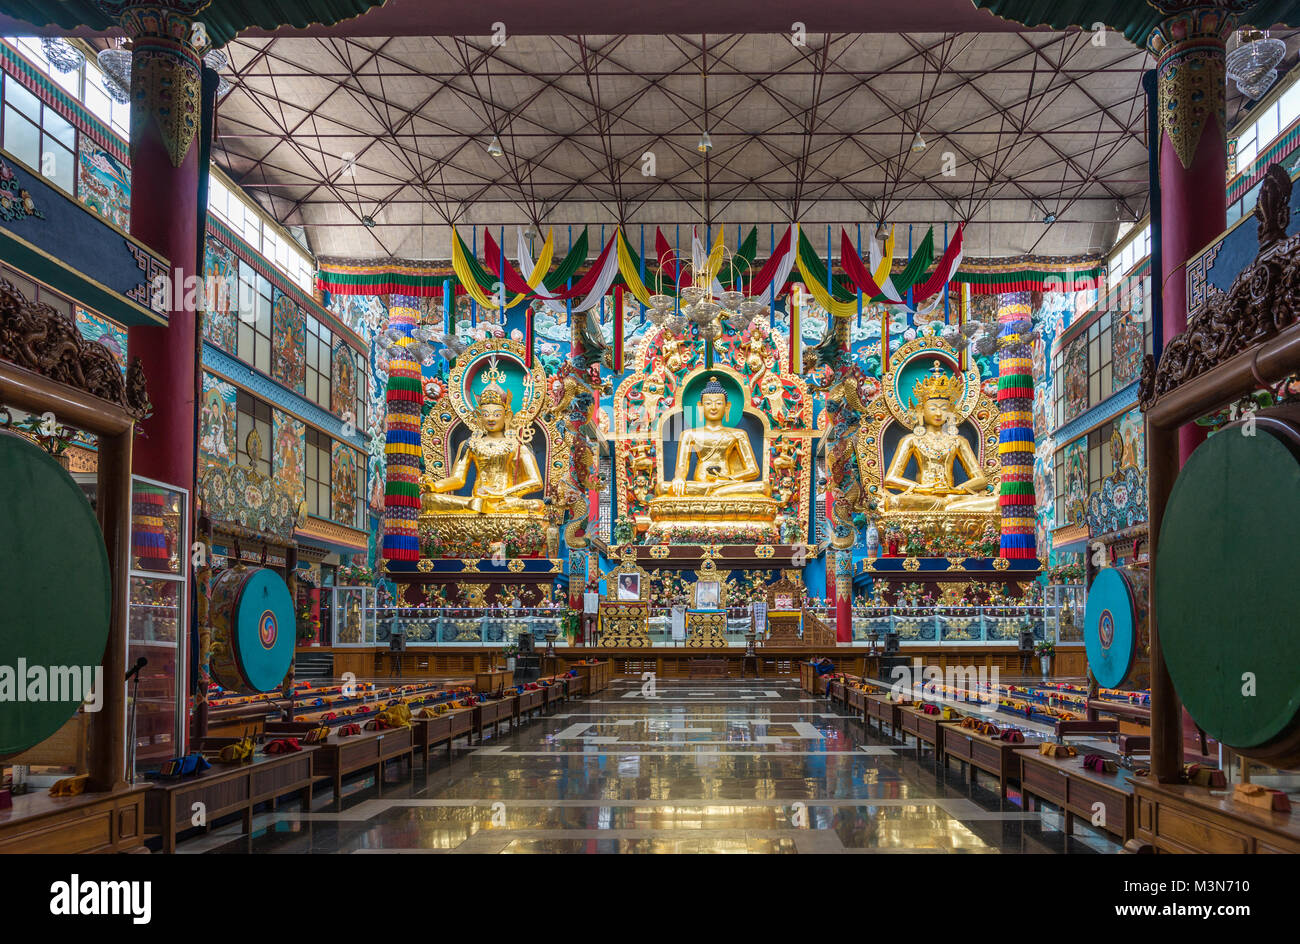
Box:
(658, 376), (769, 498)
(421, 379), (545, 515)
(882, 361), (997, 514)
(645, 375), (777, 541)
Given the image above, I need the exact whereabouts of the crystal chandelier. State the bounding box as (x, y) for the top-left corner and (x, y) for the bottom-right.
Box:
(1226, 29), (1287, 100)
(97, 43), (234, 105)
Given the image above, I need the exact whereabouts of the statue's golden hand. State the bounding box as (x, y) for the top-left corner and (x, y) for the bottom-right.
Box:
(671, 477), (686, 497)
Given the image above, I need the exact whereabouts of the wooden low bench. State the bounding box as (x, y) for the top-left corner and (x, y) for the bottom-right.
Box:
(410, 707), (477, 769)
(144, 745), (317, 853)
(897, 705), (964, 756)
(864, 694), (900, 736)
(542, 680), (569, 711)
(0, 785), (148, 854)
(275, 726), (414, 809)
(474, 695), (518, 741)
(1054, 719), (1120, 740)
(1134, 778), (1300, 854)
(1017, 748), (1136, 842)
(940, 725), (1042, 799)
(517, 687), (545, 719)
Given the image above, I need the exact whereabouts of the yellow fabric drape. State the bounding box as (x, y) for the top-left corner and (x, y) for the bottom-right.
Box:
(701, 226), (726, 287)
(615, 230), (653, 306)
(794, 252), (860, 319)
(873, 225), (895, 287)
(450, 227), (554, 310)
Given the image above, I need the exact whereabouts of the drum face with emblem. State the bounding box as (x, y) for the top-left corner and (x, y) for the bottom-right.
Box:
(1084, 566), (1149, 691)
(209, 566), (295, 693)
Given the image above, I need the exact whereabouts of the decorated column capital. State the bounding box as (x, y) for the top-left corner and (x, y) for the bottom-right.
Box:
(105, 2), (208, 169)
(1147, 5), (1240, 171)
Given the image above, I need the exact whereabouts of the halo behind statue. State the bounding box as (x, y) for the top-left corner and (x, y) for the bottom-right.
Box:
(447, 339), (546, 432)
(882, 337), (979, 425)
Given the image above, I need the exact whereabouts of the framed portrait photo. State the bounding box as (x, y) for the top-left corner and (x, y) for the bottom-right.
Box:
(695, 580), (720, 609)
(617, 572), (641, 602)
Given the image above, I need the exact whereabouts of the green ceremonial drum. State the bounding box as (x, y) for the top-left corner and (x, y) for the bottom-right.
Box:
(1083, 566), (1149, 691)
(1157, 405), (1300, 766)
(208, 566), (295, 693)
(0, 432), (111, 755)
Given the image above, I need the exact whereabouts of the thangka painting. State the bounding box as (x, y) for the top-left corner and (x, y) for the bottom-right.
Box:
(330, 340), (356, 418)
(198, 373), (237, 474)
(74, 308), (126, 371)
(272, 409), (305, 508)
(271, 287), (306, 393)
(1062, 334), (1088, 422)
(1061, 436), (1088, 528)
(1114, 408), (1145, 469)
(1086, 408), (1148, 536)
(1111, 310), (1145, 392)
(76, 138), (129, 230)
(331, 441), (359, 525)
(203, 237), (238, 352)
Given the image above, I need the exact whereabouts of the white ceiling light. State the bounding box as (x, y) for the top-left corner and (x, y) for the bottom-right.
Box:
(697, 131), (713, 153)
(1227, 29), (1287, 100)
(486, 134), (504, 158)
(910, 131), (927, 154)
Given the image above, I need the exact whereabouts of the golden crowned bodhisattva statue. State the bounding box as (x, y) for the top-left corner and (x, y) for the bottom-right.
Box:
(882, 361), (996, 513)
(421, 379), (545, 516)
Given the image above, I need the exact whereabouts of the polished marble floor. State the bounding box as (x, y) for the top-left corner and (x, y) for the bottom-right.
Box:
(186, 677), (1120, 853)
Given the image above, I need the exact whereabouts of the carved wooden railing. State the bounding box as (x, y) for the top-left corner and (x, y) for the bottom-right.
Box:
(0, 276), (150, 418)
(1140, 162), (1299, 410)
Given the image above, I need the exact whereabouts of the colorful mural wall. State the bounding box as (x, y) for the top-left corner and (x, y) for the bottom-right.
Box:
(330, 340), (356, 418)
(326, 290), (390, 520)
(203, 236), (238, 352)
(332, 442), (360, 525)
(76, 138), (129, 230)
(75, 307), (126, 370)
(271, 288), (306, 393)
(1085, 407), (1148, 536)
(198, 372), (237, 477)
(272, 409), (305, 509)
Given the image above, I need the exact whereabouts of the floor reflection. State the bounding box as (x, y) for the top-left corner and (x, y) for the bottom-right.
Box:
(190, 677), (1118, 854)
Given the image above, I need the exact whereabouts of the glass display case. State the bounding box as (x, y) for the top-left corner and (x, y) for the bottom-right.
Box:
(127, 476), (189, 777)
(1047, 583), (1086, 642)
(851, 606), (1052, 644)
(331, 585), (377, 645)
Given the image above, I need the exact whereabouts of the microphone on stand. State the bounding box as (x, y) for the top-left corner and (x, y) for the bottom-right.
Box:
(125, 656), (148, 681)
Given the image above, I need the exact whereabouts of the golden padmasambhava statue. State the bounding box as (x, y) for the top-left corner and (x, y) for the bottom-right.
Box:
(421, 376), (545, 515)
(658, 376), (768, 498)
(883, 361), (996, 513)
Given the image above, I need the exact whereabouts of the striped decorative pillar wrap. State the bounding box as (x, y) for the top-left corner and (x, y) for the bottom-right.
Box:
(996, 291), (1037, 559)
(381, 296), (422, 569)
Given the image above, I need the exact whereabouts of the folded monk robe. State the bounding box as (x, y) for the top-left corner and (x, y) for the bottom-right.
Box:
(48, 774), (89, 797)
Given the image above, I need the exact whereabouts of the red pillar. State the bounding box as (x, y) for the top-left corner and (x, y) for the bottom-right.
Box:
(833, 549), (852, 642)
(124, 18), (203, 493)
(1149, 8), (1234, 463)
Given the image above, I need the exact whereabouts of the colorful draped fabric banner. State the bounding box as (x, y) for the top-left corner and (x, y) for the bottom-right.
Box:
(746, 224), (797, 299)
(616, 230), (654, 305)
(911, 224), (964, 302)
